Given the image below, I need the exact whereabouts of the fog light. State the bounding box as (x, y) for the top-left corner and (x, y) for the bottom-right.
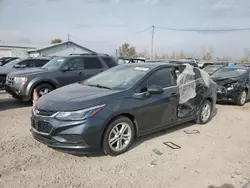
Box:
(53, 135), (85, 144)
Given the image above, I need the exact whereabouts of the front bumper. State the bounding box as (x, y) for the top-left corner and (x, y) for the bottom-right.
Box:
(216, 86), (240, 102)
(30, 111), (105, 154)
(5, 83), (30, 101)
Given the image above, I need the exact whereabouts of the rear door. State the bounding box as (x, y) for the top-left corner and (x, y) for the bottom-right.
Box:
(80, 57), (106, 80)
(58, 58), (85, 86)
(134, 67), (179, 133)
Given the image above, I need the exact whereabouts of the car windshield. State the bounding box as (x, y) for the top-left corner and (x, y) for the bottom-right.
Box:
(42, 57), (66, 70)
(3, 59), (21, 67)
(212, 68), (247, 78)
(83, 65), (150, 90)
(203, 66), (221, 74)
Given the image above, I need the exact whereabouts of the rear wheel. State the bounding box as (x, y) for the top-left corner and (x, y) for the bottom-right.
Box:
(236, 90), (247, 106)
(34, 84), (54, 98)
(102, 116), (135, 156)
(195, 100), (212, 124)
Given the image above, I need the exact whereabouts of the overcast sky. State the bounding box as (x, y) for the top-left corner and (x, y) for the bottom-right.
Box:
(0, 0), (250, 58)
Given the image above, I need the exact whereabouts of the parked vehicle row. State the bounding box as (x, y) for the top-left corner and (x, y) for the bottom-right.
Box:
(2, 54), (250, 156)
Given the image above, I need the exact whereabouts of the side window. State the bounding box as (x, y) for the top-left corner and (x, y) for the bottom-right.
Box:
(34, 60), (49, 67)
(102, 57), (117, 68)
(65, 58), (84, 70)
(135, 68), (176, 93)
(18, 60), (34, 67)
(147, 68), (176, 88)
(84, 57), (103, 69)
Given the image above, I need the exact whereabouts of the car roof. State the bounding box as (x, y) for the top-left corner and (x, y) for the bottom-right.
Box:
(119, 63), (179, 70)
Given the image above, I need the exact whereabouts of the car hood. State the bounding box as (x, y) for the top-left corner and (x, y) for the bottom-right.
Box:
(8, 68), (47, 77)
(0, 67), (16, 75)
(36, 83), (125, 111)
(211, 76), (246, 86)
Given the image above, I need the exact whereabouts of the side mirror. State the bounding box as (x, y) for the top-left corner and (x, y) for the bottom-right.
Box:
(148, 85), (164, 95)
(61, 67), (72, 72)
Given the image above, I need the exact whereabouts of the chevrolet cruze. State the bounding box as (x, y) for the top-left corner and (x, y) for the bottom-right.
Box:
(31, 63), (216, 156)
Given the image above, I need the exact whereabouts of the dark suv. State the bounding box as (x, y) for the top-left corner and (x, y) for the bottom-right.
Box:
(5, 54), (117, 101)
(0, 57), (51, 89)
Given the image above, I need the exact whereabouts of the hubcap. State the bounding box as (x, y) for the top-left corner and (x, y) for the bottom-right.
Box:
(201, 103), (211, 122)
(108, 122), (132, 152)
(240, 91), (247, 104)
(38, 88), (51, 96)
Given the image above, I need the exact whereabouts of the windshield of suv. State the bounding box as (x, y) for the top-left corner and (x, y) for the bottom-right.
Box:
(83, 65), (149, 90)
(3, 59), (21, 67)
(212, 67), (247, 78)
(42, 58), (66, 70)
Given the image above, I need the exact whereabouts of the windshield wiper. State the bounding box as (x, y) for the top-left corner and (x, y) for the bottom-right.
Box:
(88, 84), (112, 90)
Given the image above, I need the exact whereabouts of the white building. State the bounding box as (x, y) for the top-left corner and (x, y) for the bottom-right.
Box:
(0, 44), (36, 58)
(28, 41), (96, 57)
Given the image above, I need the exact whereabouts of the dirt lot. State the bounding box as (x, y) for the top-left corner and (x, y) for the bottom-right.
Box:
(0, 90), (250, 188)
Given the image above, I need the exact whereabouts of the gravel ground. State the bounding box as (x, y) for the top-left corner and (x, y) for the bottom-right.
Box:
(0, 90), (250, 188)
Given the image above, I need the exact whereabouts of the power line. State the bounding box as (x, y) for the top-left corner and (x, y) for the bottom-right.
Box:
(155, 26), (250, 32)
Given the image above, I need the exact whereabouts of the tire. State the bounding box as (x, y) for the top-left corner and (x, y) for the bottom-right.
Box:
(34, 84), (54, 98)
(102, 116), (135, 156)
(236, 90), (247, 106)
(195, 100), (212, 124)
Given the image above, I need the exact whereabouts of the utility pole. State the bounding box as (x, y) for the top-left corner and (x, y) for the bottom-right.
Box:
(68, 33), (70, 41)
(150, 25), (155, 60)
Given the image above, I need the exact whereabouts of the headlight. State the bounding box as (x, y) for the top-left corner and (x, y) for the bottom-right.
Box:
(14, 77), (28, 85)
(55, 104), (106, 121)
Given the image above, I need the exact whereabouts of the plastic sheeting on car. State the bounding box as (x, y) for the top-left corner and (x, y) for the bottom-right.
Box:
(177, 63), (210, 104)
(177, 63), (196, 104)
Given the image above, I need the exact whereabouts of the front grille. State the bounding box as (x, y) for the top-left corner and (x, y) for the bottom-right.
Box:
(36, 109), (57, 116)
(32, 120), (53, 134)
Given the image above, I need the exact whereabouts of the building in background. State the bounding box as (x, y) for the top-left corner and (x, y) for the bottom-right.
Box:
(27, 41), (96, 57)
(0, 44), (36, 58)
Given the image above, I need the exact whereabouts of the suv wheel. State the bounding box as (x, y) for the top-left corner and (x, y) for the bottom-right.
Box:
(195, 100), (212, 124)
(236, 90), (247, 106)
(102, 116), (135, 156)
(35, 84), (54, 98)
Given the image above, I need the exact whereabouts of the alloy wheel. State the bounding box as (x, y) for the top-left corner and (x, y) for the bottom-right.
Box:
(201, 103), (211, 123)
(38, 88), (51, 97)
(240, 91), (247, 105)
(108, 122), (132, 152)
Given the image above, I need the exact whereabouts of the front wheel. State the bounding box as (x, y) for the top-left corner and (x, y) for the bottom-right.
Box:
(236, 90), (247, 106)
(195, 100), (212, 124)
(102, 116), (135, 156)
(34, 84), (54, 98)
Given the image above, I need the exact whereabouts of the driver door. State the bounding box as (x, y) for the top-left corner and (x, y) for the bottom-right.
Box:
(134, 68), (179, 134)
(58, 58), (85, 87)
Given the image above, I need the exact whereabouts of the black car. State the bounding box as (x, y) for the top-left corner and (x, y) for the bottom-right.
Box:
(0, 57), (51, 89)
(0, 57), (20, 66)
(5, 54), (117, 101)
(212, 67), (250, 105)
(31, 63), (216, 156)
(203, 65), (224, 75)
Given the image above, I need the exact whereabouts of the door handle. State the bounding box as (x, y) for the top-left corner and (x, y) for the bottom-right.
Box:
(170, 93), (177, 96)
(79, 72), (84, 75)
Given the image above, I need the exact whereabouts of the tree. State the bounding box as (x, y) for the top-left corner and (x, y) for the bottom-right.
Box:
(118, 43), (136, 57)
(51, 39), (63, 44)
